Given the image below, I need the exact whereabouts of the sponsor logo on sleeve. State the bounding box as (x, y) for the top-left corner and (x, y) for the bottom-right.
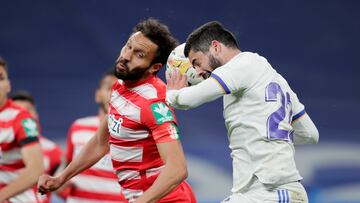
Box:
(150, 102), (174, 124)
(168, 123), (180, 140)
(21, 118), (39, 137)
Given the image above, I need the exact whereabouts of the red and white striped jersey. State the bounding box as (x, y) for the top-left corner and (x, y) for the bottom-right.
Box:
(36, 137), (64, 203)
(66, 115), (127, 203)
(0, 99), (41, 203)
(108, 76), (181, 202)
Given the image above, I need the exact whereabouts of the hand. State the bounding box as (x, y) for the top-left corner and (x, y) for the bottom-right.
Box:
(166, 68), (188, 90)
(38, 174), (64, 195)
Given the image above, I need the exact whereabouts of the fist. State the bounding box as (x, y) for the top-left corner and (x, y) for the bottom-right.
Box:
(38, 174), (63, 195)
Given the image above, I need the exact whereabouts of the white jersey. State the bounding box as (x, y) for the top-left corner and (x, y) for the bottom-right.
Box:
(167, 51), (310, 194)
(210, 52), (305, 192)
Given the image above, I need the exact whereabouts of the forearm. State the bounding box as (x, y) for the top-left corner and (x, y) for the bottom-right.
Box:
(134, 162), (187, 203)
(167, 78), (224, 110)
(0, 165), (43, 200)
(58, 135), (108, 183)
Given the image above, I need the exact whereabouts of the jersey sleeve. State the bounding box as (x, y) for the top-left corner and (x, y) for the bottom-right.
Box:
(141, 100), (180, 143)
(289, 89), (306, 123)
(13, 111), (40, 147)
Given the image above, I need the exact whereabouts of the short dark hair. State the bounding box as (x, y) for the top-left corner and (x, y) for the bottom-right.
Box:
(0, 57), (8, 72)
(10, 90), (35, 105)
(133, 18), (178, 65)
(184, 21), (239, 57)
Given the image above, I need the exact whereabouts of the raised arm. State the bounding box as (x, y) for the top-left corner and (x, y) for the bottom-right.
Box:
(166, 70), (224, 110)
(38, 116), (110, 194)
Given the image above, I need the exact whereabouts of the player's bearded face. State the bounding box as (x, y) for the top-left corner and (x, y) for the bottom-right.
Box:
(114, 58), (150, 81)
(208, 53), (223, 71)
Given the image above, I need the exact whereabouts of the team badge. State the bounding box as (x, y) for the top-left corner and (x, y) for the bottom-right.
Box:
(150, 102), (174, 124)
(21, 118), (39, 137)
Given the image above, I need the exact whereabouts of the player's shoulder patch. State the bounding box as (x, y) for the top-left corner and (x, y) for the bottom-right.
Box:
(150, 102), (174, 124)
(21, 118), (40, 137)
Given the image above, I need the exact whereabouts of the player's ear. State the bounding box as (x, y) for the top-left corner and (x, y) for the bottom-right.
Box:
(95, 88), (101, 104)
(211, 40), (221, 53)
(149, 63), (162, 74)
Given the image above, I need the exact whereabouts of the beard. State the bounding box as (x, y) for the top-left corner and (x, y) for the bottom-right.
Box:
(114, 59), (149, 81)
(208, 54), (223, 70)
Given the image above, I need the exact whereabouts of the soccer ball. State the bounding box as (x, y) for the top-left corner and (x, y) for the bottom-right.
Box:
(166, 43), (204, 86)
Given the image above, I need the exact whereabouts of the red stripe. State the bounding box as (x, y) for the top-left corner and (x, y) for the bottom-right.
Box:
(81, 168), (118, 179)
(0, 160), (25, 171)
(70, 188), (126, 201)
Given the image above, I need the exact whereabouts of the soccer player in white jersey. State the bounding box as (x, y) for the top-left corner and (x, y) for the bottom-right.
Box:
(166, 21), (319, 203)
(0, 57), (44, 202)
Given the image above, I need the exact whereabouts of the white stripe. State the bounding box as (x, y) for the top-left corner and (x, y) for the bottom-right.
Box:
(0, 127), (14, 143)
(110, 91), (141, 123)
(0, 170), (19, 184)
(39, 138), (56, 150)
(0, 148), (22, 164)
(146, 166), (164, 178)
(110, 144), (143, 162)
(72, 130), (95, 144)
(116, 170), (140, 182)
(91, 154), (114, 172)
(129, 83), (158, 100)
(74, 116), (100, 127)
(122, 188), (143, 203)
(8, 188), (37, 203)
(110, 126), (149, 141)
(67, 197), (126, 203)
(0, 108), (20, 121)
(71, 174), (122, 194)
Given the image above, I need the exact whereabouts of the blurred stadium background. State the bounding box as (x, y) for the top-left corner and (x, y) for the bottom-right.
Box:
(1, 1), (360, 202)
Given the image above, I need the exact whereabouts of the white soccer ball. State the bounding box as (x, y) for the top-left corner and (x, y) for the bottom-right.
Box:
(166, 43), (204, 86)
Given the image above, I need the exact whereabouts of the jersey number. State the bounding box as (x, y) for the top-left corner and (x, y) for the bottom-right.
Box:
(265, 82), (294, 142)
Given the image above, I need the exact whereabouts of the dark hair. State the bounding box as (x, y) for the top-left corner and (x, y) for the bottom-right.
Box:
(10, 90), (35, 105)
(184, 21), (239, 57)
(133, 18), (178, 65)
(0, 57), (8, 72)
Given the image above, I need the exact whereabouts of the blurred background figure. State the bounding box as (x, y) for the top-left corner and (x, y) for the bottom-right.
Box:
(10, 90), (65, 203)
(62, 70), (126, 203)
(0, 57), (44, 202)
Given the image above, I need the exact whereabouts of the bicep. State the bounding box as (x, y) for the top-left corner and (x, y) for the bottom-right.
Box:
(156, 141), (186, 165)
(95, 116), (110, 150)
(21, 143), (43, 167)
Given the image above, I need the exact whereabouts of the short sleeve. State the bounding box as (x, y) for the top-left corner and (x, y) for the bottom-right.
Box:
(141, 101), (180, 143)
(289, 90), (306, 123)
(14, 111), (40, 147)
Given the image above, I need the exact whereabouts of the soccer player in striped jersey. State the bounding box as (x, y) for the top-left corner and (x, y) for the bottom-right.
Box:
(38, 18), (196, 203)
(11, 90), (65, 203)
(0, 57), (44, 202)
(63, 71), (126, 203)
(166, 21), (319, 203)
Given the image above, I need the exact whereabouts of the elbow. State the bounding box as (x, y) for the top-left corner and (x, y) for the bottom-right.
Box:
(311, 128), (319, 144)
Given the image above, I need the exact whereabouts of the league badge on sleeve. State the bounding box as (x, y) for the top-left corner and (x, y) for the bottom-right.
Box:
(21, 118), (39, 137)
(150, 102), (174, 124)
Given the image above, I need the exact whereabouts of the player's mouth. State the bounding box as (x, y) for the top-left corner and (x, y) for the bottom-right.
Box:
(116, 62), (127, 72)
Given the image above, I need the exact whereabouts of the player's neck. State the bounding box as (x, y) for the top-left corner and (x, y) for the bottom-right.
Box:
(123, 73), (153, 86)
(0, 98), (8, 110)
(223, 48), (241, 63)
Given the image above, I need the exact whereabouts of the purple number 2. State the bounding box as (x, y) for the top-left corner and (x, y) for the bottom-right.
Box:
(265, 82), (294, 142)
